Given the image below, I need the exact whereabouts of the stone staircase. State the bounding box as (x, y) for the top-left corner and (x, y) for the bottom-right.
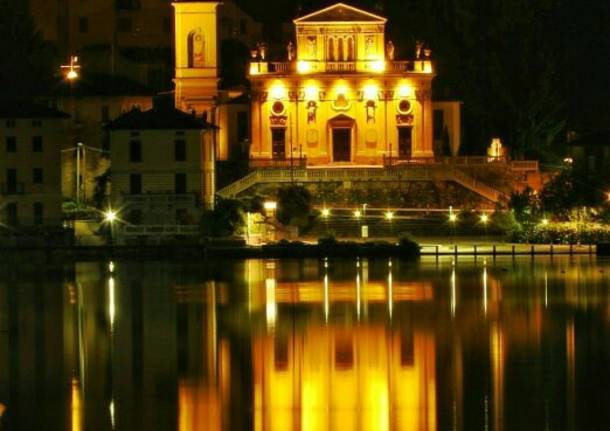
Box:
(217, 165), (508, 205)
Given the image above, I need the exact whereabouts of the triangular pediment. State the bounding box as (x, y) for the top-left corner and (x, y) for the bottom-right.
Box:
(294, 3), (387, 24)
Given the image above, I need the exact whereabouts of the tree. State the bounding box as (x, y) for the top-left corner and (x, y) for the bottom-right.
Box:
(276, 186), (314, 228)
(200, 198), (245, 237)
(0, 3), (57, 101)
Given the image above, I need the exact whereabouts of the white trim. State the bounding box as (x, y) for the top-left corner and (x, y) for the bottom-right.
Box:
(294, 2), (387, 24)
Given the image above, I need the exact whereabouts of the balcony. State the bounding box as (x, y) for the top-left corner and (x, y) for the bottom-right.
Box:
(249, 60), (434, 76)
(1, 183), (25, 195)
(120, 193), (198, 206)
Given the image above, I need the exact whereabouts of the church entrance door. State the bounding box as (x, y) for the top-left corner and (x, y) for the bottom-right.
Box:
(332, 128), (351, 162)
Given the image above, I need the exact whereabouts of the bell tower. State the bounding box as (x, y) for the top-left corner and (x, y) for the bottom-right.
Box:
(173, 1), (220, 114)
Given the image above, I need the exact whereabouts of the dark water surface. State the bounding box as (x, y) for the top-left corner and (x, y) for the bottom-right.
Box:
(1, 256), (609, 430)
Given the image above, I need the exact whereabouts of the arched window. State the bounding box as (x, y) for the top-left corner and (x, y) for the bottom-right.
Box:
(338, 38), (345, 62)
(328, 38), (335, 61)
(347, 37), (354, 61)
(188, 29), (205, 68)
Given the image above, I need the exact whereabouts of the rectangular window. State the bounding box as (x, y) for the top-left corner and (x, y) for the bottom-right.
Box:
(32, 120), (42, 128)
(32, 136), (43, 152)
(117, 17), (132, 33)
(128, 209), (142, 225)
(237, 111), (249, 143)
(101, 105), (110, 123)
(335, 336), (354, 370)
(398, 127), (412, 160)
(79, 17), (89, 33)
(32, 168), (43, 184)
(6, 169), (17, 194)
(6, 136), (16, 152)
(271, 129), (286, 160)
(33, 202), (43, 226)
(400, 331), (415, 366)
(174, 139), (186, 161)
(163, 17), (171, 34)
(129, 174), (142, 195)
(5, 120), (15, 128)
(433, 109), (445, 140)
(129, 140), (142, 162)
(6, 203), (17, 226)
(175, 173), (187, 194)
(274, 335), (289, 371)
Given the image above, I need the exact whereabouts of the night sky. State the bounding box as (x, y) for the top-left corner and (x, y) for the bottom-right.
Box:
(4, 0), (610, 159)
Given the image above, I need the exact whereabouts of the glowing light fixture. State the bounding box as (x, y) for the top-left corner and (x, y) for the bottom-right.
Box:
(269, 83), (287, 100)
(104, 209), (117, 223)
(385, 211), (394, 220)
(264, 201), (277, 211)
(371, 60), (386, 73)
(304, 85), (319, 101)
(297, 60), (311, 74)
(354, 210), (362, 219)
(398, 84), (413, 98)
(321, 208), (330, 218)
(541, 218), (549, 226)
(449, 213), (457, 223)
(480, 214), (489, 224)
(363, 83), (379, 101)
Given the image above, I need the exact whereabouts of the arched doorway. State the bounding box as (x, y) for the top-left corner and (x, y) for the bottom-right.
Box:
(328, 114), (355, 162)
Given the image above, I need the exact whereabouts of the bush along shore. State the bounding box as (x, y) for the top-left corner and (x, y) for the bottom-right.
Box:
(0, 236), (421, 262)
(261, 236), (421, 259)
(514, 222), (610, 244)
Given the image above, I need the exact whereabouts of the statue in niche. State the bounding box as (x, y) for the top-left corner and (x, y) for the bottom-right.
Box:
(365, 35), (375, 56)
(287, 41), (295, 61)
(386, 40), (395, 60)
(307, 36), (317, 57)
(307, 101), (317, 123)
(188, 29), (205, 68)
(257, 42), (267, 60)
(415, 40), (424, 59)
(366, 100), (376, 123)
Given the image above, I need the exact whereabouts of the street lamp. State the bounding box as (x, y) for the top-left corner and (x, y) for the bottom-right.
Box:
(541, 218), (549, 226)
(104, 210), (117, 224)
(354, 210), (361, 219)
(385, 211), (394, 220)
(321, 208), (330, 218)
(61, 56), (81, 81)
(104, 209), (118, 249)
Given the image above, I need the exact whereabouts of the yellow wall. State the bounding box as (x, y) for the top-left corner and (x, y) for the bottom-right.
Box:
(174, 1), (220, 115)
(250, 76), (434, 164)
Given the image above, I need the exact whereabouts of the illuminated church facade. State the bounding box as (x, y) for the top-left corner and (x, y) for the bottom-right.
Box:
(247, 3), (461, 165)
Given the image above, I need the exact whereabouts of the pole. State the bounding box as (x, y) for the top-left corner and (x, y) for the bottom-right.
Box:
(290, 146), (294, 183)
(76, 142), (81, 206)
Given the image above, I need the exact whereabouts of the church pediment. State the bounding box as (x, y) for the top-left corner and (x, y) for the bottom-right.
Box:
(294, 3), (387, 24)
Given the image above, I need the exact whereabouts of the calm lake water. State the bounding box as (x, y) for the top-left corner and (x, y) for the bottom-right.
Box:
(0, 256), (609, 430)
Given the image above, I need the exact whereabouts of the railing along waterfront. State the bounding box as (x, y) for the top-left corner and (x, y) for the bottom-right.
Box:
(121, 225), (200, 236)
(420, 243), (595, 256)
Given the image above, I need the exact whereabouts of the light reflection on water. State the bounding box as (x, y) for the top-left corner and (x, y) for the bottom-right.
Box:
(0, 256), (609, 430)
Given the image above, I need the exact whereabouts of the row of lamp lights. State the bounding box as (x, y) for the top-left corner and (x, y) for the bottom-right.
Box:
(320, 207), (493, 224)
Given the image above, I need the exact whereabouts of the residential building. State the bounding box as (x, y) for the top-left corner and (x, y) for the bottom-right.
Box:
(30, 0), (262, 90)
(106, 103), (216, 241)
(49, 84), (155, 203)
(0, 103), (68, 231)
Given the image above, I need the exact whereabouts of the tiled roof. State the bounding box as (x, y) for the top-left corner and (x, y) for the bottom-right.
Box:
(106, 106), (217, 130)
(0, 101), (70, 119)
